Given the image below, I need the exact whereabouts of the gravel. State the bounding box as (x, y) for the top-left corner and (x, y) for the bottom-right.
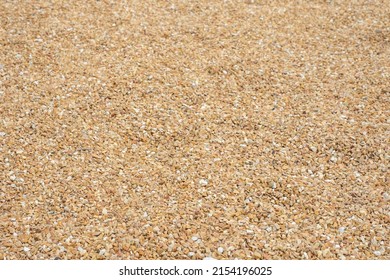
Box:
(0, 0), (389, 260)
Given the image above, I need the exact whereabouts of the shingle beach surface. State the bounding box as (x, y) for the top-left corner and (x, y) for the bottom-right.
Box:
(0, 0), (389, 260)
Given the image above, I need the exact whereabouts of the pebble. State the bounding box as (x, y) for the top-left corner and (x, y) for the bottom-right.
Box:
(78, 247), (86, 255)
(373, 251), (381, 256)
(188, 252), (195, 257)
(191, 236), (199, 241)
(0, 131), (6, 136)
(23, 247), (30, 252)
(199, 179), (208, 186)
(217, 247), (224, 254)
(102, 208), (108, 215)
(203, 256), (216, 260)
(310, 146), (317, 152)
(338, 227), (346, 234)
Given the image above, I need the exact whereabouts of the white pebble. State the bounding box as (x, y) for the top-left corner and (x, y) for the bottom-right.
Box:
(383, 192), (389, 201)
(199, 179), (208, 186)
(191, 236), (199, 241)
(23, 247), (30, 252)
(338, 227), (345, 234)
(373, 250), (381, 256)
(330, 156), (337, 163)
(188, 252), (195, 257)
(191, 80), (199, 88)
(0, 132), (6, 136)
(217, 247), (224, 254)
(78, 247), (86, 255)
(102, 208), (108, 215)
(203, 256), (216, 260)
(99, 249), (106, 256)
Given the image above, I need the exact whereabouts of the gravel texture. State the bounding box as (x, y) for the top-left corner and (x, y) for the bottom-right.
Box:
(0, 0), (389, 260)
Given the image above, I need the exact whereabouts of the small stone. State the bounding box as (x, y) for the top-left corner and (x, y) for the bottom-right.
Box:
(23, 247), (30, 252)
(191, 236), (199, 241)
(373, 250), (381, 256)
(330, 156), (337, 163)
(338, 227), (345, 234)
(269, 181), (276, 189)
(199, 179), (208, 186)
(102, 208), (108, 215)
(99, 249), (106, 256)
(188, 252), (195, 257)
(191, 80), (199, 88)
(383, 192), (389, 201)
(0, 132), (6, 136)
(78, 247), (86, 255)
(203, 256), (216, 260)
(217, 247), (224, 254)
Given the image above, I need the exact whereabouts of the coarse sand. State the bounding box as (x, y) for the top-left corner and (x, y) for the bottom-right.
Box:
(0, 0), (389, 259)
